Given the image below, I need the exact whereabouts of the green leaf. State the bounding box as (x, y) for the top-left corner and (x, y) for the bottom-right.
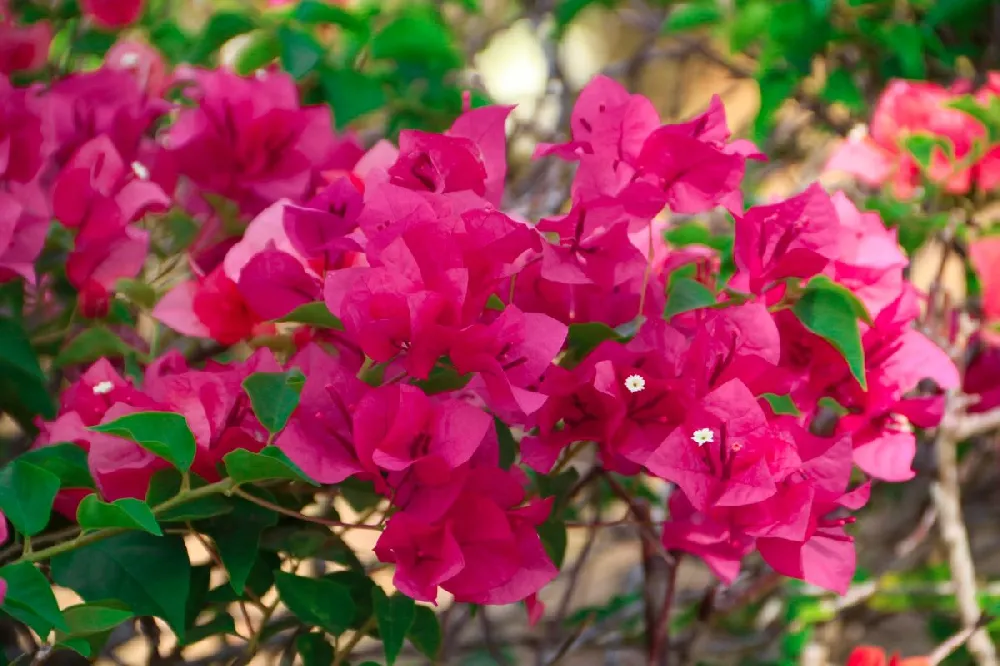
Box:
(77, 495), (162, 536)
(408, 605), (441, 660)
(792, 281), (867, 389)
(663, 2), (723, 33)
(206, 496), (278, 594)
(902, 133), (953, 174)
(180, 611), (236, 646)
(17, 443), (93, 490)
(279, 26), (324, 79)
(55, 327), (139, 369)
(821, 68), (864, 112)
(0, 562), (68, 636)
(115, 278), (157, 309)
(0, 316), (56, 429)
(145, 470), (233, 522)
(373, 587), (416, 666)
(51, 532), (192, 641)
(275, 571), (356, 635)
(321, 68), (386, 129)
(296, 633), (335, 666)
(224, 446), (315, 485)
(277, 301), (343, 328)
(188, 11), (257, 64)
(803, 276), (872, 325)
(233, 29), (280, 76)
(495, 417), (516, 470)
(881, 24), (925, 78)
(371, 11), (461, 68)
(293, 0), (368, 34)
(754, 68), (796, 142)
(90, 411), (197, 471)
(59, 603), (133, 637)
(760, 393), (801, 416)
(537, 519), (568, 569)
(243, 368), (306, 434)
(0, 459), (60, 536)
(728, 0), (770, 52)
(261, 523), (364, 570)
(949, 95), (1000, 143)
(664, 277), (716, 319)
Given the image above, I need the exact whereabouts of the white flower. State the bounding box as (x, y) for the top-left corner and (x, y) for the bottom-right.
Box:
(92, 381), (115, 395)
(691, 428), (714, 446)
(131, 161), (150, 181)
(624, 374), (646, 393)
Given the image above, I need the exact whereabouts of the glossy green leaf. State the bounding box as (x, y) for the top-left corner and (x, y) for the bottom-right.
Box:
(90, 411), (197, 471)
(792, 281), (867, 389)
(760, 393), (802, 417)
(18, 443), (94, 489)
(55, 327), (139, 369)
(233, 29), (280, 75)
(275, 571), (356, 635)
(664, 277), (716, 319)
(279, 26), (324, 79)
(59, 603), (133, 637)
(373, 587), (416, 666)
(77, 495), (162, 536)
(371, 11), (461, 68)
(206, 496), (278, 594)
(224, 446), (314, 485)
(0, 562), (68, 636)
(322, 68), (386, 129)
(0, 316), (56, 429)
(408, 605), (441, 660)
(881, 23), (925, 78)
(537, 519), (568, 569)
(51, 532), (192, 641)
(495, 417), (516, 470)
(296, 633), (335, 666)
(294, 0), (367, 34)
(277, 301), (343, 328)
(804, 276), (872, 325)
(0, 459), (60, 536)
(663, 2), (723, 33)
(242, 368), (306, 434)
(189, 12), (257, 63)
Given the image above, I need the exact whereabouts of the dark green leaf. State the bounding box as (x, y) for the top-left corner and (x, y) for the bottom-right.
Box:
(224, 446), (314, 485)
(881, 24), (925, 78)
(664, 277), (716, 319)
(279, 26), (324, 79)
(180, 612), (236, 646)
(77, 495), (162, 536)
(408, 605), (441, 660)
(663, 2), (723, 33)
(260, 524), (364, 570)
(804, 276), (872, 324)
(294, 0), (368, 34)
(371, 11), (461, 68)
(55, 327), (139, 369)
(233, 29), (280, 75)
(18, 443), (94, 489)
(495, 418), (516, 470)
(754, 68), (796, 142)
(373, 587), (416, 666)
(275, 571), (356, 635)
(189, 12), (257, 64)
(0, 562), (68, 636)
(51, 533), (191, 640)
(59, 603), (133, 637)
(90, 412), (197, 471)
(759, 393), (802, 417)
(321, 68), (386, 129)
(146, 470), (233, 522)
(277, 302), (343, 328)
(728, 0), (771, 52)
(792, 281), (867, 389)
(537, 519), (568, 569)
(242, 368), (306, 434)
(0, 459), (60, 536)
(821, 69), (864, 112)
(325, 570), (377, 629)
(0, 316), (56, 428)
(206, 496), (278, 594)
(296, 633), (335, 666)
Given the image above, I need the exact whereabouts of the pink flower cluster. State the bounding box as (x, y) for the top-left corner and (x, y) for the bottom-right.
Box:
(10, 54), (957, 607)
(827, 76), (1000, 197)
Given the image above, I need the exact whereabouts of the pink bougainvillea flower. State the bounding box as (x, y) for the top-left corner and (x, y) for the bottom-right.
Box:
(66, 224), (150, 291)
(154, 265), (265, 345)
(375, 467), (556, 605)
(449, 305), (568, 419)
(446, 104), (514, 206)
(0, 15), (50, 76)
(825, 192), (907, 317)
(0, 76), (47, 184)
(0, 189), (48, 284)
(105, 39), (168, 97)
(237, 246), (322, 320)
(970, 235), (1000, 322)
(731, 184), (840, 294)
(283, 176), (364, 274)
(825, 80), (983, 198)
(81, 0), (145, 29)
(353, 384), (493, 486)
(165, 67), (346, 216)
(845, 646), (929, 666)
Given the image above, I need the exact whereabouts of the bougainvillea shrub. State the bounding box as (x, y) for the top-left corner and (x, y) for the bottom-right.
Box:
(1, 0), (995, 664)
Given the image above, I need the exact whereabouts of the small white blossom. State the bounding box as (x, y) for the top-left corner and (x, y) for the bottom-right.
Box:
(131, 161), (150, 181)
(119, 52), (140, 67)
(93, 381), (115, 395)
(624, 374), (646, 393)
(691, 428), (714, 446)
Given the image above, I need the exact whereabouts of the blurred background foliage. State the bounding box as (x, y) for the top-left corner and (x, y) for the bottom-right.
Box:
(7, 0), (1000, 664)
